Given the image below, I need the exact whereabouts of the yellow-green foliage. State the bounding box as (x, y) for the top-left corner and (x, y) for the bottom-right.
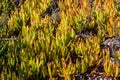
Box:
(0, 0), (120, 79)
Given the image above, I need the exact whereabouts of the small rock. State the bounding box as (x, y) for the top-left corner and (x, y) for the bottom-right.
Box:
(75, 27), (98, 39)
(100, 36), (120, 58)
(41, 0), (61, 24)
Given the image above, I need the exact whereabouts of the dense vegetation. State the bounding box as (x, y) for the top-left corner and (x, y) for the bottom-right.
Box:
(0, 0), (120, 79)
